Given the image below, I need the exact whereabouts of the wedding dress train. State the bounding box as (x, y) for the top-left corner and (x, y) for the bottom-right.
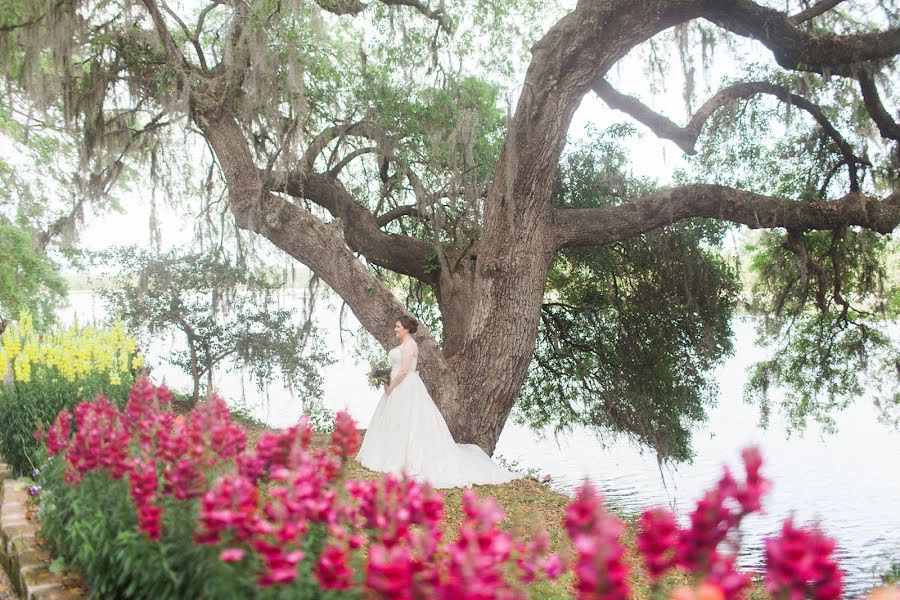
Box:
(356, 344), (517, 489)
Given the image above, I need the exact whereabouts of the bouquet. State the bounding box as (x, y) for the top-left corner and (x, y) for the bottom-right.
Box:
(368, 364), (392, 390)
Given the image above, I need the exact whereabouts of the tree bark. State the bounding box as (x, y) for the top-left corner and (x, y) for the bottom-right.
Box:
(556, 186), (900, 248)
(189, 340), (200, 406)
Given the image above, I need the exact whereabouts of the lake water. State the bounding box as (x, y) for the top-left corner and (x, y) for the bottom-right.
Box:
(61, 290), (900, 597)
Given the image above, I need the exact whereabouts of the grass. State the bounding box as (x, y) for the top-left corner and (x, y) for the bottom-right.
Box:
(882, 561), (900, 586)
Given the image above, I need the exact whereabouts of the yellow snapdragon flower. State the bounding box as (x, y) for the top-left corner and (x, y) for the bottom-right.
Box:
(0, 311), (142, 385)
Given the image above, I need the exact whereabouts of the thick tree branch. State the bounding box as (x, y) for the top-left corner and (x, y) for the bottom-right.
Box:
(505, 0), (897, 220)
(298, 122), (442, 230)
(311, 0), (366, 15)
(312, 0), (451, 32)
(376, 204), (418, 227)
(594, 79), (869, 190)
(555, 185), (900, 248)
(704, 0), (900, 77)
(268, 170), (437, 283)
(196, 1), (224, 39)
(300, 121), (386, 173)
(789, 0), (848, 25)
(857, 69), (900, 141)
(328, 146), (377, 175)
(222, 1), (249, 96)
(593, 78), (701, 153)
(273, 120), (447, 277)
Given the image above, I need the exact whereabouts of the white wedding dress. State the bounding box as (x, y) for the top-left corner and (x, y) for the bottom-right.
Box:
(356, 341), (517, 489)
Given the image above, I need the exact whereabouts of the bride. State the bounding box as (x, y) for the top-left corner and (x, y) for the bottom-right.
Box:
(356, 315), (517, 488)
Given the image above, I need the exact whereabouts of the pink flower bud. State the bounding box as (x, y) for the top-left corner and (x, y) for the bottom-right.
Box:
(565, 483), (630, 600)
(220, 548), (246, 563)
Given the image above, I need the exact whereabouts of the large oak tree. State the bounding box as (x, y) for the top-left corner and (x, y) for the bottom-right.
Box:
(2, 0), (897, 459)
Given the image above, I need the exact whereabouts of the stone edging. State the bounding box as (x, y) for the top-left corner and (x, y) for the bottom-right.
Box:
(0, 463), (79, 600)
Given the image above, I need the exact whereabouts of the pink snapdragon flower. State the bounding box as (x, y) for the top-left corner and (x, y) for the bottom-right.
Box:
(46, 410), (72, 456)
(367, 543), (415, 599)
(677, 484), (734, 573)
(764, 518), (843, 600)
(734, 447), (771, 514)
(637, 507), (680, 580)
(129, 458), (162, 540)
(331, 410), (361, 459)
(316, 543), (354, 590)
(195, 475), (261, 545)
(565, 483), (630, 600)
(66, 397), (131, 480)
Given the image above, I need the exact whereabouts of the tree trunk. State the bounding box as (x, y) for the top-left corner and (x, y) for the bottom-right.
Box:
(440, 160), (559, 453)
(203, 342), (213, 398)
(190, 351), (200, 406)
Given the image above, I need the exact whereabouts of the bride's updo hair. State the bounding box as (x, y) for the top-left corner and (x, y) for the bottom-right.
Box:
(398, 315), (419, 334)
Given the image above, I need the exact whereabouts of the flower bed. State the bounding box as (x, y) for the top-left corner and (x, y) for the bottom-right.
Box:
(0, 312), (141, 476)
(25, 378), (873, 599)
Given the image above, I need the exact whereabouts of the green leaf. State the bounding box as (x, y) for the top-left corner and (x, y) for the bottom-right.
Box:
(49, 557), (65, 575)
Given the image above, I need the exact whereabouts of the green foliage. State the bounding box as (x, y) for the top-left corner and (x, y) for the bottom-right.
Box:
(0, 222), (67, 329)
(745, 229), (899, 432)
(0, 369), (132, 475)
(516, 129), (739, 462)
(683, 62), (900, 436)
(93, 247), (333, 407)
(882, 561), (900, 585)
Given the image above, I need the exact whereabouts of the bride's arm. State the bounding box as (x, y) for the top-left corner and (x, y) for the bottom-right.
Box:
(386, 342), (417, 395)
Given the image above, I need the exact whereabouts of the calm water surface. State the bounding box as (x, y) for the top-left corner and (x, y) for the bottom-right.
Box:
(62, 291), (900, 597)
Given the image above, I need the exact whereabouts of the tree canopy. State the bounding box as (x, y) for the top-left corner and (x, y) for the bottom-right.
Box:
(1, 0), (898, 460)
